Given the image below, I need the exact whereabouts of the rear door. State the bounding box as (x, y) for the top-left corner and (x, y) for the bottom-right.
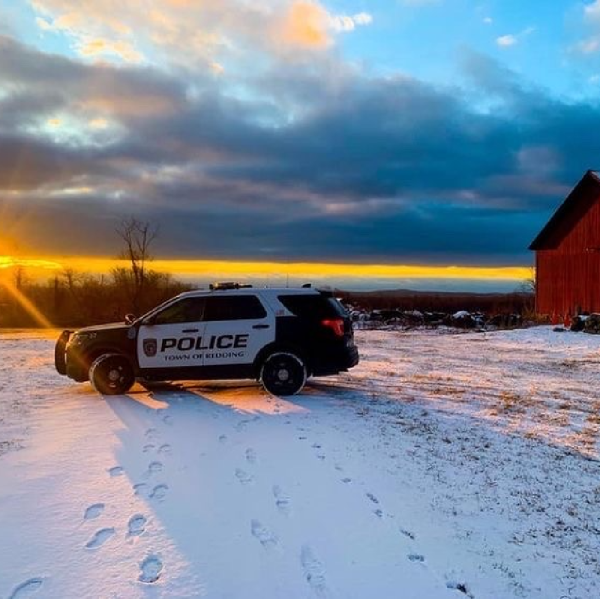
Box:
(137, 297), (206, 370)
(201, 294), (275, 369)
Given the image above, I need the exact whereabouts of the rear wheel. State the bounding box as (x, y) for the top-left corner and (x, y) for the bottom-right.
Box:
(89, 354), (135, 395)
(260, 352), (307, 396)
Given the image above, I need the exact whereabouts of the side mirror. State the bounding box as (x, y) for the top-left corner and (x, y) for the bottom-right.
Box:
(124, 313), (136, 325)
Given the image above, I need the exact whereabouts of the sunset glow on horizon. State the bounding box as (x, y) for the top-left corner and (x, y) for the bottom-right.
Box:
(0, 255), (532, 290)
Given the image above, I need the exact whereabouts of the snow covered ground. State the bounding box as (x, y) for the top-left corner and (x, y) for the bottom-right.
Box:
(1, 326), (599, 599)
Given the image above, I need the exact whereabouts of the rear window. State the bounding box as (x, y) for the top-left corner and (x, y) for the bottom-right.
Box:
(278, 294), (347, 319)
(203, 295), (267, 321)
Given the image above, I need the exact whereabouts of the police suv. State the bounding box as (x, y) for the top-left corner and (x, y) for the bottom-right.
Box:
(54, 283), (359, 396)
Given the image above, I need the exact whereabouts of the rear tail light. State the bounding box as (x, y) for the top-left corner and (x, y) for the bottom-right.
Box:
(321, 318), (345, 337)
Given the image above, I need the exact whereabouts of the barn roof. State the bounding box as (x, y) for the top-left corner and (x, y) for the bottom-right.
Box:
(529, 170), (600, 251)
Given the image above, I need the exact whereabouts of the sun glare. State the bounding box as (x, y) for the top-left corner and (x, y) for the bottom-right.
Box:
(0, 277), (54, 328)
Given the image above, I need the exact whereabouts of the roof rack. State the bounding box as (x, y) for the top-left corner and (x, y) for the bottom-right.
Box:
(209, 282), (253, 291)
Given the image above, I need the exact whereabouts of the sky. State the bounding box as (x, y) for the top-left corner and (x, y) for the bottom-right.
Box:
(1, 0), (600, 290)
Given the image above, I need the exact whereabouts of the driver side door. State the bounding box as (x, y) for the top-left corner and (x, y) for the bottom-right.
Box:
(137, 297), (206, 371)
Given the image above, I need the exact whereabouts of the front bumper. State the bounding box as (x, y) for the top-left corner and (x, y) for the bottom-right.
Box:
(55, 330), (89, 382)
(54, 330), (72, 375)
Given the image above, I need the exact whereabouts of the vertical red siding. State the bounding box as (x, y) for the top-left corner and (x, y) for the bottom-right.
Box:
(536, 191), (600, 315)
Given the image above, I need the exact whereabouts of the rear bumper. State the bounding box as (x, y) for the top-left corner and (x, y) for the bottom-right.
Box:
(312, 343), (359, 376)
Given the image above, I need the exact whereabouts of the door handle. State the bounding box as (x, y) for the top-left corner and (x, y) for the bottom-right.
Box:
(182, 328), (199, 333)
(252, 324), (270, 329)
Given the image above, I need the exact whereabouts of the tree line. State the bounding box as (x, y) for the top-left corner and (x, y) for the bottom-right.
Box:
(0, 218), (192, 328)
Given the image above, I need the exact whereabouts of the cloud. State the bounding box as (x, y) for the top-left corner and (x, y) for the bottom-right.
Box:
(496, 35), (517, 47)
(79, 38), (143, 62)
(573, 0), (600, 55)
(280, 1), (331, 47)
(330, 12), (373, 32)
(2, 35), (600, 265)
(29, 0), (370, 69)
(496, 27), (534, 48)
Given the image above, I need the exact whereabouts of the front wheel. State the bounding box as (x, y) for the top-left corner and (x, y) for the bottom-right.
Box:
(89, 354), (135, 395)
(260, 352), (307, 396)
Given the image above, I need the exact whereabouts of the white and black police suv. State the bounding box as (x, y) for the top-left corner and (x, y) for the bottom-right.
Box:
(54, 283), (359, 396)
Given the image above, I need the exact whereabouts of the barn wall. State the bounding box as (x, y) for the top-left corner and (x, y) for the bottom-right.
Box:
(536, 191), (600, 315)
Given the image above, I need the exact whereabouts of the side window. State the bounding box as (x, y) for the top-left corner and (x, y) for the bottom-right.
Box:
(152, 298), (205, 325)
(278, 295), (345, 319)
(203, 295), (267, 321)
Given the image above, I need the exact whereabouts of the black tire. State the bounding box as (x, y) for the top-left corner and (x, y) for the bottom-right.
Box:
(260, 352), (307, 396)
(89, 353), (135, 395)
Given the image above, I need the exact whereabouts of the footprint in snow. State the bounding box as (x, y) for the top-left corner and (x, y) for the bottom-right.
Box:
(408, 554), (425, 563)
(334, 464), (344, 472)
(301, 545), (328, 597)
(158, 444), (171, 455)
(245, 448), (257, 464)
(273, 485), (291, 516)
(8, 578), (43, 599)
(366, 493), (379, 504)
(138, 555), (163, 584)
(235, 468), (253, 485)
(142, 444), (155, 453)
(85, 527), (115, 549)
(235, 419), (252, 432)
(400, 528), (416, 540)
(251, 520), (278, 550)
(149, 484), (169, 500)
(128, 514), (147, 536)
(162, 414), (173, 426)
(219, 434), (228, 444)
(446, 581), (471, 596)
(133, 483), (148, 496)
(145, 428), (159, 441)
(84, 503), (104, 520)
(146, 461), (163, 476)
(108, 466), (124, 477)
(341, 477), (352, 484)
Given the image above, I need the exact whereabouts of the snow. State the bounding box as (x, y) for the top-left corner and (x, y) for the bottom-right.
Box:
(452, 311), (471, 319)
(1, 326), (600, 598)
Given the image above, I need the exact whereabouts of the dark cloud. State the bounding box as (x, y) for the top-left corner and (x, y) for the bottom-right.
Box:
(1, 36), (599, 265)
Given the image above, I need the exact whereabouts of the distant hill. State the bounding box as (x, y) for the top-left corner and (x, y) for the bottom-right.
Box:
(335, 288), (534, 314)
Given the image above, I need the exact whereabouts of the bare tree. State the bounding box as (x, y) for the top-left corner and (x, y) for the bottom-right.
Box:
(115, 217), (159, 314)
(519, 267), (536, 295)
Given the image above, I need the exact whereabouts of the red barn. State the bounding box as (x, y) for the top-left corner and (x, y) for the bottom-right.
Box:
(529, 170), (600, 317)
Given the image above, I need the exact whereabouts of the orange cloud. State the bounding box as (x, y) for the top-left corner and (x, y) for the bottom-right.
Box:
(281, 1), (331, 48)
(80, 38), (143, 62)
